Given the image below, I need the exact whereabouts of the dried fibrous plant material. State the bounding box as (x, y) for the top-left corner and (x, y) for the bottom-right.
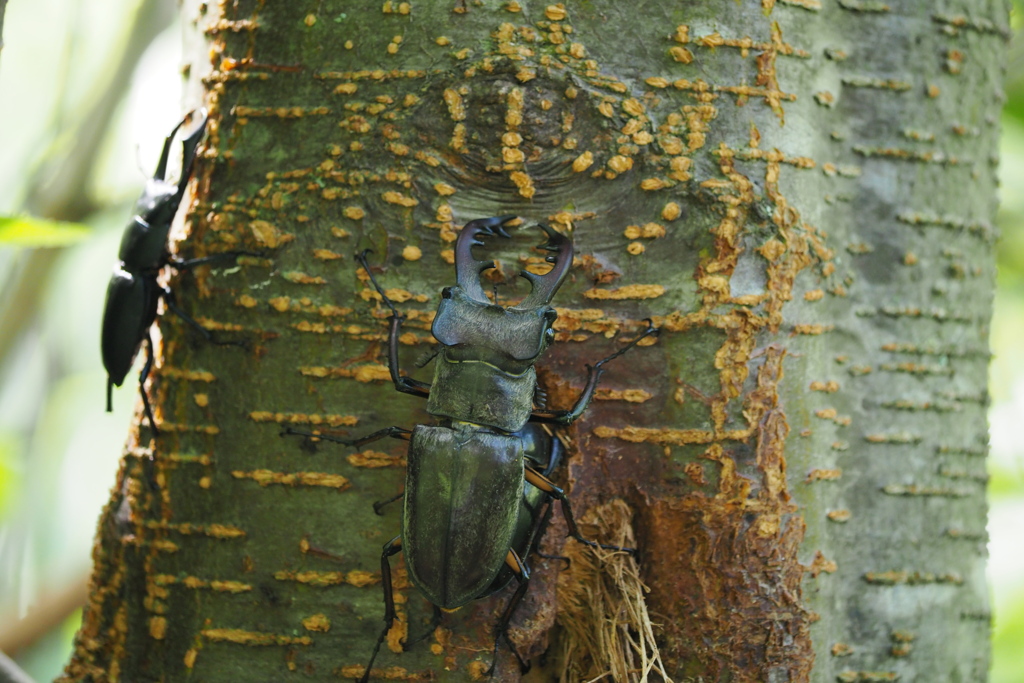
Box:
(557, 500), (671, 683)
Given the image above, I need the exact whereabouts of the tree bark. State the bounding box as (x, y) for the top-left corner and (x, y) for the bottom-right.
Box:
(61, 1), (1008, 681)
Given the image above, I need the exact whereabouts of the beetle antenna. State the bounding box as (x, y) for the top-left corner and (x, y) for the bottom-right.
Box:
(415, 345), (441, 368)
(173, 109), (209, 195)
(356, 249), (401, 318)
(592, 319), (660, 371)
(153, 116), (187, 182)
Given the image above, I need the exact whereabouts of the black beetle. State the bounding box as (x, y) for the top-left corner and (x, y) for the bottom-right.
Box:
(101, 109), (247, 434)
(285, 216), (658, 678)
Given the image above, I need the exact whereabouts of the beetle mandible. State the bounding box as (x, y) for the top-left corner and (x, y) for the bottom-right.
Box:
(285, 216), (658, 679)
(101, 109), (248, 434)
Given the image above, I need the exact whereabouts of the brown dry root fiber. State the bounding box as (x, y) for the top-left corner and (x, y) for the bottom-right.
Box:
(557, 500), (671, 683)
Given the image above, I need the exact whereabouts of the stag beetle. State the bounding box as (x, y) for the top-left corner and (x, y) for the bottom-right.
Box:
(101, 109), (248, 434)
(284, 216), (658, 679)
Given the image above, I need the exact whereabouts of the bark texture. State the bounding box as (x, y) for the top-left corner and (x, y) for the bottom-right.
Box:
(62, 1), (1008, 681)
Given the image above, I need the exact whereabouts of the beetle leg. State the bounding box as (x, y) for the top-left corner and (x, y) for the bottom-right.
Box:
(524, 467), (637, 556)
(160, 287), (212, 343)
(529, 319), (660, 426)
(484, 549), (532, 677)
(356, 250), (431, 399)
(373, 489), (405, 516)
(280, 425), (412, 449)
(404, 605), (443, 649)
(139, 332), (160, 435)
(359, 536), (404, 683)
(167, 249), (262, 271)
(161, 286), (246, 348)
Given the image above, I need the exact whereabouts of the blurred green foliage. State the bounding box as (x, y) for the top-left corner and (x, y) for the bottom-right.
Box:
(0, 217), (90, 247)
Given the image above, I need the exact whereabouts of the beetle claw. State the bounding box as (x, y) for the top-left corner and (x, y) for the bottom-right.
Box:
(454, 216), (518, 303)
(515, 223), (573, 309)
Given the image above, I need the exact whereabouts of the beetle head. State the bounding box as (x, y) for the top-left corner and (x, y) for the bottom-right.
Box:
(134, 109), (208, 227)
(432, 217), (573, 367)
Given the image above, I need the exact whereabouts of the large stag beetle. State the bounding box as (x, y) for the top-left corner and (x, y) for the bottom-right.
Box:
(285, 216), (658, 679)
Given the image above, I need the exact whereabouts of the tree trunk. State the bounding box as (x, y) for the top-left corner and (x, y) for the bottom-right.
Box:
(61, 1), (1008, 681)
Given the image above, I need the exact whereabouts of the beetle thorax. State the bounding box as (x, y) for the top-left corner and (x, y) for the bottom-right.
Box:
(425, 286), (554, 433)
(431, 285), (555, 371)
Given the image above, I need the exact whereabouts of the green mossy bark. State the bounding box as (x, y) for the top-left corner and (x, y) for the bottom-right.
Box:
(62, 1), (1008, 681)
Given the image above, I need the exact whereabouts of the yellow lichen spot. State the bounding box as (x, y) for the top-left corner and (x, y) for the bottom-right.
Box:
(627, 242), (645, 255)
(250, 220), (281, 248)
(670, 156), (692, 175)
(440, 249), (455, 264)
(674, 25), (689, 43)
(454, 48), (470, 60)
(565, 86), (578, 99)
(334, 82), (357, 95)
(349, 141), (363, 151)
(503, 147), (526, 163)
(633, 131), (653, 145)
(344, 40), (354, 49)
(927, 83), (940, 98)
(236, 295), (258, 308)
(302, 614), (331, 632)
(314, 249), (343, 261)
(640, 223), (666, 238)
(150, 616), (167, 640)
(662, 202), (681, 221)
(199, 476), (211, 489)
(398, 2), (411, 14)
(903, 252), (918, 266)
(622, 98), (644, 116)
(382, 191), (418, 207)
(402, 246), (422, 261)
(545, 4), (567, 20)
(607, 155), (633, 173)
(660, 136), (685, 155)
(502, 131), (523, 146)
(387, 43), (399, 54)
(435, 36), (451, 46)
(184, 649), (198, 668)
(583, 284), (665, 300)
(516, 67), (536, 82)
(670, 46), (693, 63)
(569, 42), (586, 59)
(510, 171), (535, 198)
(304, 14), (317, 26)
(344, 206), (366, 220)
(759, 238), (786, 261)
(283, 272), (327, 285)
(640, 178), (669, 191)
(194, 393), (209, 408)
(269, 297), (291, 312)
(572, 151), (594, 172)
(699, 274), (729, 295)
(443, 88), (465, 121)
(805, 289), (825, 301)
(598, 101), (614, 118)
(646, 77), (670, 88)
(434, 182), (456, 196)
